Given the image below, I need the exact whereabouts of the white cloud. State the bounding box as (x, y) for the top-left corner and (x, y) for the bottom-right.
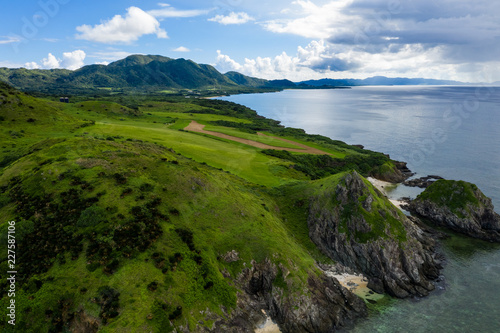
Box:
(89, 50), (134, 61)
(0, 61), (23, 68)
(215, 40), (360, 81)
(208, 12), (255, 25)
(173, 46), (190, 52)
(76, 6), (167, 44)
(61, 50), (86, 70)
(215, 40), (498, 82)
(24, 62), (40, 69)
(29, 50), (86, 70)
(40, 38), (59, 43)
(148, 5), (212, 18)
(41, 53), (60, 69)
(255, 0), (500, 81)
(215, 50), (243, 73)
(0, 36), (22, 44)
(262, 0), (354, 39)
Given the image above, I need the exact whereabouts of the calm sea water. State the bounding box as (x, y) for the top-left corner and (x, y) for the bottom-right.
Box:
(219, 87), (500, 332)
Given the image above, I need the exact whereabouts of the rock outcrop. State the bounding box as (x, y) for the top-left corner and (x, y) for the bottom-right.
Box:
(409, 180), (500, 242)
(403, 175), (444, 188)
(197, 259), (367, 333)
(308, 171), (442, 298)
(371, 161), (413, 183)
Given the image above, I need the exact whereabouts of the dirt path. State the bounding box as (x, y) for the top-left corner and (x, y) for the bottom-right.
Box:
(184, 121), (329, 155)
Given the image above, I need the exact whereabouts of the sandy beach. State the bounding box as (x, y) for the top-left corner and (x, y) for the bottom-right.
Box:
(255, 311), (281, 333)
(367, 177), (405, 210)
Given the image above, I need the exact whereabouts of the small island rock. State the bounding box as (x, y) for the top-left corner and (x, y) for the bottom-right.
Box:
(409, 180), (500, 242)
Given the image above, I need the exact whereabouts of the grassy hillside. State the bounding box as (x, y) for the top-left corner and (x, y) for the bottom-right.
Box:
(0, 85), (404, 332)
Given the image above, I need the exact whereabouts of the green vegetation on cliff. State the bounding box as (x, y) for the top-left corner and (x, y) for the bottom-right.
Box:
(411, 179), (500, 242)
(415, 180), (481, 215)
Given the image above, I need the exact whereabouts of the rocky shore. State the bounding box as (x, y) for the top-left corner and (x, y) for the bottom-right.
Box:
(200, 258), (367, 333)
(308, 171), (443, 298)
(403, 175), (444, 188)
(408, 180), (500, 242)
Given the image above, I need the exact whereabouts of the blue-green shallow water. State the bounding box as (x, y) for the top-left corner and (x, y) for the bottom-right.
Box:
(219, 87), (500, 332)
(346, 234), (500, 333)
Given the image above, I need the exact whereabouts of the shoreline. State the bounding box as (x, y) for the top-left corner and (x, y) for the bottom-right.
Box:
(255, 313), (281, 333)
(367, 177), (405, 210)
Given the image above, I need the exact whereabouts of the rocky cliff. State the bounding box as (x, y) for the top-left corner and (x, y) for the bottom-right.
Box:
(190, 259), (367, 333)
(307, 171), (442, 298)
(409, 180), (500, 242)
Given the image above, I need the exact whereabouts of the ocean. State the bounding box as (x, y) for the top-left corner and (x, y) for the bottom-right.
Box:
(219, 86), (500, 332)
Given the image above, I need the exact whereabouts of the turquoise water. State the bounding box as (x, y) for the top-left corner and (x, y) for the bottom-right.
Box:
(219, 87), (500, 332)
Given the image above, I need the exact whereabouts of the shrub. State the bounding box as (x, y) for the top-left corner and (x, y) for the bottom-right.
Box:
(139, 183), (154, 192)
(97, 286), (120, 324)
(113, 173), (127, 184)
(77, 205), (106, 228)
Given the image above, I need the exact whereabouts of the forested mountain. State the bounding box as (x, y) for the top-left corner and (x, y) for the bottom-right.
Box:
(0, 55), (280, 94)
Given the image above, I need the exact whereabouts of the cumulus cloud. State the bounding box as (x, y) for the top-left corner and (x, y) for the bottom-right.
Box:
(61, 50), (86, 70)
(76, 7), (167, 43)
(208, 12), (255, 25)
(41, 53), (60, 69)
(257, 0), (500, 81)
(215, 38), (499, 82)
(173, 46), (190, 52)
(30, 50), (87, 70)
(24, 62), (40, 69)
(215, 40), (359, 80)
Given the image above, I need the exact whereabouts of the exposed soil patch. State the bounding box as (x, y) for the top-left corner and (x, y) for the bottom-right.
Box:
(185, 121), (329, 155)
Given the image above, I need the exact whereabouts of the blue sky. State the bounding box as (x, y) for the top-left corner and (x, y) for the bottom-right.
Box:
(1, 0), (500, 82)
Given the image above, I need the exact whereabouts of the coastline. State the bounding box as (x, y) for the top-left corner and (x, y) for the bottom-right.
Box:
(219, 88), (500, 332)
(255, 313), (281, 333)
(367, 177), (405, 210)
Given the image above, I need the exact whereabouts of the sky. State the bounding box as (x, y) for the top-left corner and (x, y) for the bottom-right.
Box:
(1, 0), (500, 82)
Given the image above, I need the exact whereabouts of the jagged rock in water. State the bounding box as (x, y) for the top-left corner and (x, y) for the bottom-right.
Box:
(409, 180), (500, 242)
(198, 259), (367, 333)
(308, 171), (442, 298)
(403, 175), (444, 188)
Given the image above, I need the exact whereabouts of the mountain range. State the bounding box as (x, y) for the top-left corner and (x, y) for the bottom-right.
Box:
(0, 55), (295, 95)
(0, 54), (471, 95)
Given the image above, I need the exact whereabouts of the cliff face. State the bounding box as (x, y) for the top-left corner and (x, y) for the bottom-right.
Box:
(307, 171), (442, 298)
(194, 259), (367, 333)
(409, 180), (500, 242)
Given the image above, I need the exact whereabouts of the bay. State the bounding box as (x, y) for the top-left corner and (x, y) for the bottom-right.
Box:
(219, 86), (500, 332)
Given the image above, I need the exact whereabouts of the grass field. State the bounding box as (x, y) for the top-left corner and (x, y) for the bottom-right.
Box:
(48, 99), (343, 186)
